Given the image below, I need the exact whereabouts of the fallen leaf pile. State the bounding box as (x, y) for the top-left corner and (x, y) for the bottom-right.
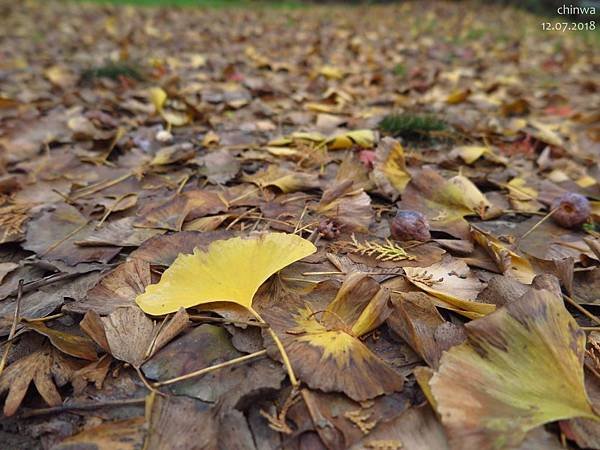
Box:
(0, 0), (599, 448)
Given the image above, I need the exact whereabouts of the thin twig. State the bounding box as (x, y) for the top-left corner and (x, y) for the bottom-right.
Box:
(188, 315), (268, 328)
(226, 207), (258, 230)
(154, 349), (267, 387)
(502, 209), (546, 216)
(41, 221), (89, 256)
(25, 313), (64, 323)
(301, 271), (345, 276)
(96, 193), (135, 228)
(516, 207), (558, 243)
(5, 272), (80, 298)
(69, 171), (134, 201)
(280, 277), (320, 284)
(563, 294), (600, 327)
(293, 205), (309, 234)
(0, 280), (24, 376)
(18, 398), (145, 419)
(175, 174), (190, 195)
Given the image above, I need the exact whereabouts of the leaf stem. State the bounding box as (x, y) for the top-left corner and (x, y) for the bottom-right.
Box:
(248, 307), (299, 387)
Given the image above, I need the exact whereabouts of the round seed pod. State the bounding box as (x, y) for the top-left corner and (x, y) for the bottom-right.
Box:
(551, 192), (590, 228)
(391, 210), (431, 242)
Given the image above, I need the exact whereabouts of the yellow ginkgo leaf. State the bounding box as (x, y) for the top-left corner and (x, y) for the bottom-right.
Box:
(429, 287), (597, 450)
(149, 87), (190, 127)
(304, 102), (339, 114)
(161, 110), (190, 127)
(506, 177), (543, 213)
(327, 129), (375, 150)
(149, 87), (167, 113)
(371, 137), (411, 200)
(446, 174), (493, 219)
(243, 165), (320, 193)
(136, 233), (316, 316)
(451, 145), (487, 164)
(318, 65), (344, 80)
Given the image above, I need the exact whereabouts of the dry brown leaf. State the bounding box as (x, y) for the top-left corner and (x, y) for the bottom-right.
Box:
(65, 258), (153, 315)
(23, 203), (121, 265)
(53, 417), (145, 450)
(261, 274), (403, 401)
(24, 320), (98, 361)
(80, 307), (189, 368)
(0, 345), (80, 416)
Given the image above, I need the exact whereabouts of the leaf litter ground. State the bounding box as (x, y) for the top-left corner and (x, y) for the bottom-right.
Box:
(0, 1), (600, 449)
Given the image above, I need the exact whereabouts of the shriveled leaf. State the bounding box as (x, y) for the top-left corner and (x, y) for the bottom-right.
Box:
(130, 230), (234, 267)
(72, 354), (112, 394)
(349, 405), (449, 450)
(301, 388), (410, 450)
(75, 217), (162, 247)
(142, 324), (284, 409)
(134, 190), (227, 232)
(506, 178), (544, 213)
(397, 168), (478, 240)
(472, 226), (536, 284)
(197, 149), (241, 185)
(24, 320), (98, 361)
(316, 188), (373, 232)
(0, 345), (79, 416)
(387, 292), (448, 369)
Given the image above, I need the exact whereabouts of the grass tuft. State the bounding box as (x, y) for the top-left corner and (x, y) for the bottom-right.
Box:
(379, 112), (447, 140)
(81, 63), (145, 82)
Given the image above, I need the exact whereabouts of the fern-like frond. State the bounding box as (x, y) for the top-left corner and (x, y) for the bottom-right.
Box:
(348, 234), (415, 262)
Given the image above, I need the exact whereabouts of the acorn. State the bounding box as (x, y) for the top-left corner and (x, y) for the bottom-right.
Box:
(551, 192), (590, 228)
(391, 210), (431, 242)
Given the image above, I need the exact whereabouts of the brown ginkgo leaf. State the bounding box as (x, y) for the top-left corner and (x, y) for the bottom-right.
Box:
(80, 306), (189, 368)
(0, 345), (80, 416)
(260, 273), (403, 401)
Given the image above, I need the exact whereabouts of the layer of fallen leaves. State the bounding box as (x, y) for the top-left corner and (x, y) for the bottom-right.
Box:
(0, 0), (599, 449)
